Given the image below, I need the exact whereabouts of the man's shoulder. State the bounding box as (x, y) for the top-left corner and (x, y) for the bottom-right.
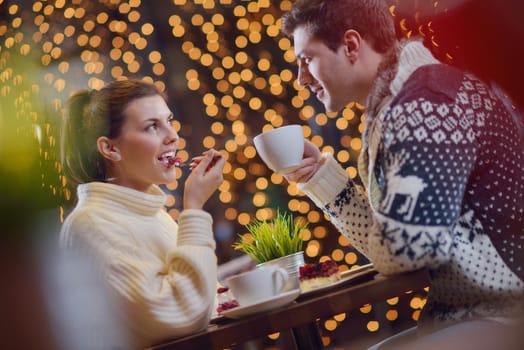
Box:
(395, 64), (466, 104)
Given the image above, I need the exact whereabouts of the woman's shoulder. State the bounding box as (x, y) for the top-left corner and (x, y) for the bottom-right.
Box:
(60, 203), (130, 249)
(60, 206), (105, 245)
(61, 205), (99, 232)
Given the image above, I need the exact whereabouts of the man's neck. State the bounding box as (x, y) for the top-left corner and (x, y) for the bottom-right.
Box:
(365, 41), (401, 117)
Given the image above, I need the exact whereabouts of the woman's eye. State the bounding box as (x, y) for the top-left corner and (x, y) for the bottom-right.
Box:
(146, 123), (158, 132)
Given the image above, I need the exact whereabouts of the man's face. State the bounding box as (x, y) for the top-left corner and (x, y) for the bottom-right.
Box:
(293, 25), (367, 112)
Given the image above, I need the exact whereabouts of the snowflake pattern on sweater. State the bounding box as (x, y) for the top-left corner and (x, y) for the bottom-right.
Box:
(314, 50), (524, 331)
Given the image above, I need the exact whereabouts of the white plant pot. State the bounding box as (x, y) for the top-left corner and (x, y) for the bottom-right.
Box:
(256, 251), (304, 292)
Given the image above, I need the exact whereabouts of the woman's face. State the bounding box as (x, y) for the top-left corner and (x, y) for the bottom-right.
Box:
(108, 94), (180, 192)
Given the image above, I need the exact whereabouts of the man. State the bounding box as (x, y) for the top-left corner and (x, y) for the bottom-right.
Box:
(279, 0), (524, 348)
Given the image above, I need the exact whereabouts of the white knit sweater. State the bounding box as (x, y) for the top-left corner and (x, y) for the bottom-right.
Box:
(60, 182), (217, 348)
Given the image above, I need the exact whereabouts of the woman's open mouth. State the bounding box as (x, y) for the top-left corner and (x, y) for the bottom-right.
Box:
(158, 151), (182, 168)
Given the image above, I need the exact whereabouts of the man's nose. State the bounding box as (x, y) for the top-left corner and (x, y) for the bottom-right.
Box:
(297, 64), (312, 87)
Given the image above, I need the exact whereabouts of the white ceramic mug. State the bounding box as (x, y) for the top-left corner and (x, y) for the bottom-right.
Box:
(225, 266), (289, 306)
(253, 125), (304, 174)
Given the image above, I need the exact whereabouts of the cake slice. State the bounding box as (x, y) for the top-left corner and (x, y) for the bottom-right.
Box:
(299, 260), (341, 292)
(215, 286), (239, 314)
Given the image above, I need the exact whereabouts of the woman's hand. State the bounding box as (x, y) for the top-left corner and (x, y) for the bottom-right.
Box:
(283, 140), (322, 183)
(183, 149), (226, 210)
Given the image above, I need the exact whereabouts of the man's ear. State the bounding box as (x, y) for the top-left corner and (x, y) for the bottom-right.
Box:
(342, 29), (361, 63)
(97, 136), (121, 162)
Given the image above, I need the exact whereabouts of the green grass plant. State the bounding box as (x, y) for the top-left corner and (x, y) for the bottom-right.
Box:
(233, 210), (307, 264)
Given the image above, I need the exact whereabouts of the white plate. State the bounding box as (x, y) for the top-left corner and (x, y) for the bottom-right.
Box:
(298, 263), (376, 298)
(220, 289), (301, 319)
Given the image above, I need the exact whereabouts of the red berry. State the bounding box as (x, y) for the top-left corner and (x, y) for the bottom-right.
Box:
(217, 287), (229, 294)
(216, 299), (239, 313)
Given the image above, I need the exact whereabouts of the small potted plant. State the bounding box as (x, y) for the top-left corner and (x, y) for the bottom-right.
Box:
(233, 210), (308, 291)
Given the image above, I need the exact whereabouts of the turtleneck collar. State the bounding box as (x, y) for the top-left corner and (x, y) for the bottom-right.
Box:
(390, 39), (440, 95)
(76, 182), (167, 216)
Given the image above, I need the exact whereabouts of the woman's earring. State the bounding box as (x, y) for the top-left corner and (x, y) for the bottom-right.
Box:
(112, 153), (121, 161)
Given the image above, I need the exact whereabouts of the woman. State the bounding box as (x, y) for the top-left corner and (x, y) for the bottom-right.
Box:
(60, 79), (225, 348)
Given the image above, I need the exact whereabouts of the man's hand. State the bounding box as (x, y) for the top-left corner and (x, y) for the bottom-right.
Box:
(283, 140), (323, 183)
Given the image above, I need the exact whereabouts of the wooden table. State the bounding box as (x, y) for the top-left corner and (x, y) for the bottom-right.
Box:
(151, 268), (430, 350)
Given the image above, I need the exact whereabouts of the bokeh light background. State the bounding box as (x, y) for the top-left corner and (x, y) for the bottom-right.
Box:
(2, 0), (522, 348)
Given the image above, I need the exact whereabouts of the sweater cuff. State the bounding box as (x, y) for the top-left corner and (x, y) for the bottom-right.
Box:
(297, 153), (349, 208)
(177, 209), (216, 249)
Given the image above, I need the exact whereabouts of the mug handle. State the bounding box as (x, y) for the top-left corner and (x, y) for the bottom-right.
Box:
(272, 267), (289, 294)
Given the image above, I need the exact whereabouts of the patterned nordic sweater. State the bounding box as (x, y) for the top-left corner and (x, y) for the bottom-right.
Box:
(298, 41), (524, 332)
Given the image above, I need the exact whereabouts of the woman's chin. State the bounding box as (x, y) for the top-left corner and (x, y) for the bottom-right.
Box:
(160, 172), (177, 185)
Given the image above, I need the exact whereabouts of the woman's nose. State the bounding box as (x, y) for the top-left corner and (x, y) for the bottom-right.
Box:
(165, 126), (179, 145)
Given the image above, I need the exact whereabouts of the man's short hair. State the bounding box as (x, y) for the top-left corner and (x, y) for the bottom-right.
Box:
(282, 0), (396, 54)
